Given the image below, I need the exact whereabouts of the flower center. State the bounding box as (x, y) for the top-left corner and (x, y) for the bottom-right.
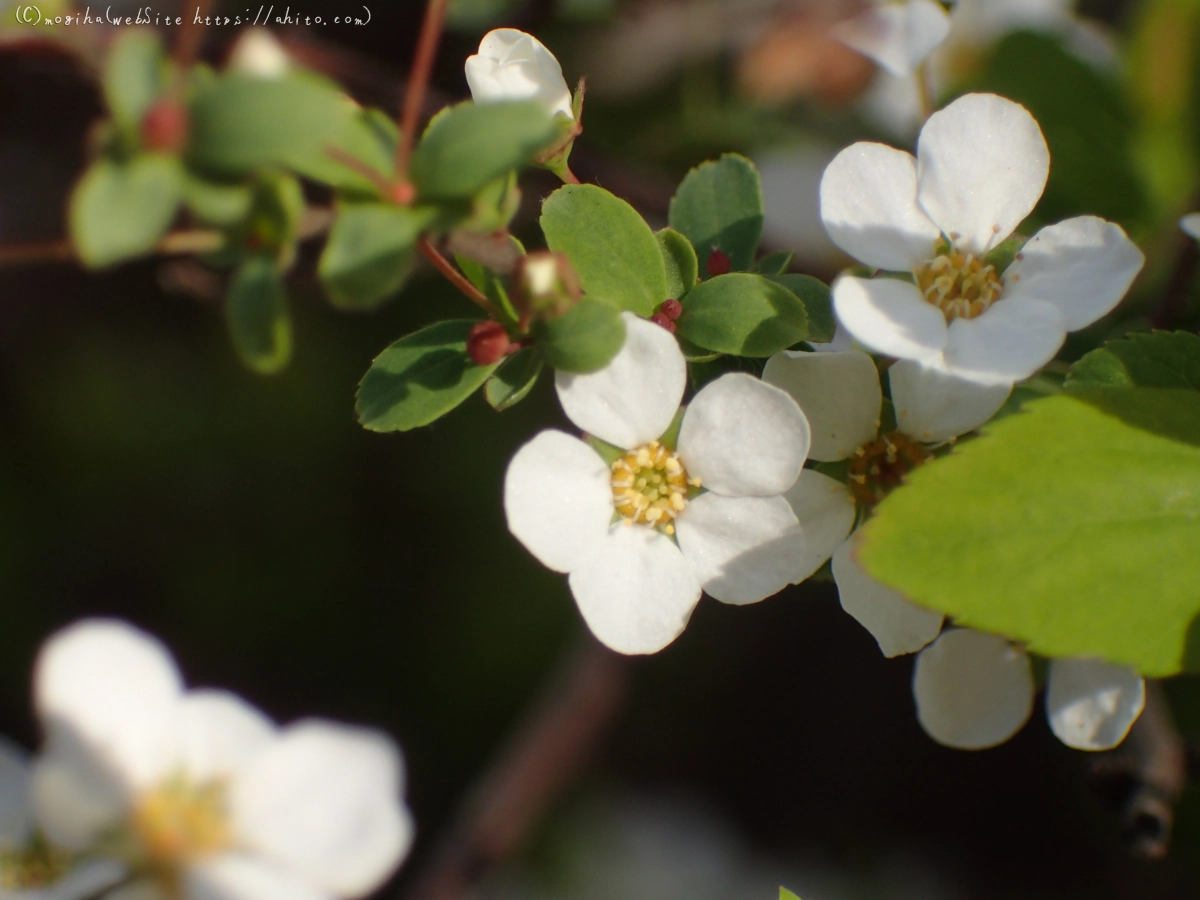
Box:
(132, 776), (231, 867)
(610, 440), (699, 535)
(914, 250), (1002, 321)
(848, 431), (930, 508)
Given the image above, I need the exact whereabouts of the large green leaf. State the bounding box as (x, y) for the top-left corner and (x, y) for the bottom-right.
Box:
(1066, 330), (1200, 392)
(69, 154), (183, 268)
(676, 273), (808, 356)
(858, 390), (1200, 676)
(770, 274), (834, 344)
(409, 101), (557, 200)
(540, 184), (667, 316)
(319, 202), (438, 311)
(104, 31), (167, 134)
(668, 154), (764, 273)
(187, 74), (359, 178)
(225, 257), (292, 375)
(356, 321), (498, 432)
(656, 227), (698, 300)
(533, 298), (626, 373)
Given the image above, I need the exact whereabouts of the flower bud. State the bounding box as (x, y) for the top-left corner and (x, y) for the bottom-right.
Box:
(467, 321), (513, 366)
(650, 312), (676, 333)
(706, 249), (731, 277)
(659, 299), (682, 320)
(228, 28), (290, 78)
(141, 99), (189, 153)
(465, 29), (574, 121)
(514, 252), (581, 320)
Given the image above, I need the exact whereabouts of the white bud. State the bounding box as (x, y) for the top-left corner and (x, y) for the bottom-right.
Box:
(465, 28), (573, 120)
(229, 28), (290, 79)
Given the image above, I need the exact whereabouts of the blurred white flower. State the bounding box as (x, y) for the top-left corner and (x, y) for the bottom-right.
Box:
(1181, 213), (1200, 241)
(764, 348), (1008, 656)
(227, 28), (290, 78)
(28, 619), (413, 900)
(822, 93), (1144, 385)
(465, 29), (574, 119)
(505, 313), (811, 655)
(832, 0), (952, 78)
(913, 629), (1145, 751)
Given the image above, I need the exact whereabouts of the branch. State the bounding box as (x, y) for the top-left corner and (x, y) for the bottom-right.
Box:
(397, 0), (451, 179)
(417, 237), (500, 318)
(402, 635), (629, 900)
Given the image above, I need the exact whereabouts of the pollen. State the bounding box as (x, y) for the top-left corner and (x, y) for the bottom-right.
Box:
(611, 440), (694, 535)
(132, 775), (231, 868)
(848, 431), (930, 508)
(914, 249), (1002, 321)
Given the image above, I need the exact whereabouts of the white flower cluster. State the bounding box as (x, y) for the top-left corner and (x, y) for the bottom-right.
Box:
(0, 620), (413, 900)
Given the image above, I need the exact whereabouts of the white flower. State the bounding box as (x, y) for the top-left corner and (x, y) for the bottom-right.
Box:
(227, 28), (290, 79)
(504, 313), (811, 655)
(27, 620), (413, 900)
(832, 0), (953, 78)
(821, 92), (1144, 385)
(913, 629), (1145, 751)
(465, 29), (574, 120)
(764, 347), (1009, 656)
(1181, 213), (1200, 241)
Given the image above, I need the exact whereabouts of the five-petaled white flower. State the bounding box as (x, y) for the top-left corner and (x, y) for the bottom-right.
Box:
(821, 92), (1144, 385)
(465, 29), (574, 120)
(914, 629), (1145, 751)
(833, 0), (953, 77)
(764, 348), (1009, 656)
(25, 619), (413, 900)
(505, 313), (812, 655)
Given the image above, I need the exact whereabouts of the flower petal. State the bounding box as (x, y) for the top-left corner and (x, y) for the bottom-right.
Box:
(889, 358), (1011, 443)
(233, 721), (413, 898)
(504, 430), (613, 574)
(0, 738), (30, 848)
(1003, 216), (1145, 331)
(177, 691), (276, 785)
(832, 541), (942, 657)
(676, 494), (807, 605)
(819, 143), (941, 271)
(832, 0), (952, 77)
(567, 526), (701, 655)
(832, 275), (947, 361)
(30, 752), (127, 850)
(912, 628), (1034, 750)
(188, 855), (333, 900)
(1046, 658), (1145, 751)
(783, 471), (857, 582)
(762, 350), (882, 462)
(555, 313), (686, 450)
(916, 93), (1049, 254)
(677, 373), (810, 497)
(34, 619), (182, 789)
(1181, 213), (1200, 241)
(467, 30), (573, 119)
(941, 296), (1065, 385)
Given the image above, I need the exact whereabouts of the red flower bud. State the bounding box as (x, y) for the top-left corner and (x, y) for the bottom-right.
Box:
(467, 321), (512, 366)
(650, 312), (677, 333)
(706, 248), (731, 277)
(659, 299), (682, 320)
(141, 100), (189, 153)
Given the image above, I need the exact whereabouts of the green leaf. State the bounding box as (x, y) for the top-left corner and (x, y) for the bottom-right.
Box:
(533, 298), (626, 373)
(540, 184), (668, 316)
(187, 74), (359, 179)
(668, 153), (764, 273)
(676, 273), (808, 357)
(319, 202), (438, 311)
(104, 32), (167, 134)
(781, 890), (802, 900)
(69, 154), (183, 268)
(301, 107), (398, 195)
(753, 250), (794, 276)
(410, 100), (557, 200)
(770, 274), (834, 344)
(656, 227), (698, 300)
(456, 252), (519, 322)
(1066, 331), (1200, 392)
(183, 175), (254, 225)
(225, 257), (292, 375)
(486, 347), (544, 410)
(858, 390), (1200, 677)
(356, 320), (499, 432)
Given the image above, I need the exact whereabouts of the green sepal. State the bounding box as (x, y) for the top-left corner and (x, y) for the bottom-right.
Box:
(668, 153), (764, 273)
(225, 255), (292, 375)
(69, 154), (183, 268)
(533, 298), (626, 373)
(485, 346), (544, 411)
(981, 234), (1027, 276)
(356, 320), (500, 432)
(585, 434), (624, 466)
(676, 273), (808, 357)
(658, 408), (686, 451)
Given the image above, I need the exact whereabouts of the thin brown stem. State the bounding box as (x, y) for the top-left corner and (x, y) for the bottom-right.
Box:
(0, 230), (224, 268)
(417, 237), (499, 318)
(397, 0), (451, 179)
(174, 0), (214, 70)
(402, 635), (629, 900)
(561, 167), (581, 185)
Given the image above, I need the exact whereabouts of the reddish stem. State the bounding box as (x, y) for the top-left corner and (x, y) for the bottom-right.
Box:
(418, 237), (499, 318)
(561, 167), (581, 185)
(397, 0), (451, 179)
